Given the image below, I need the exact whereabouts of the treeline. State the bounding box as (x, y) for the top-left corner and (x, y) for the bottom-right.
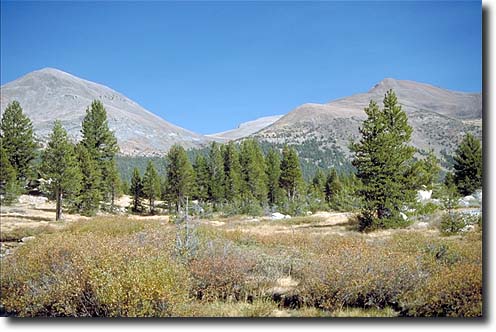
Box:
(126, 139), (359, 217)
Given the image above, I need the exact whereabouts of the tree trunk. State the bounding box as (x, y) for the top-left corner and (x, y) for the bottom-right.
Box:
(56, 188), (62, 221)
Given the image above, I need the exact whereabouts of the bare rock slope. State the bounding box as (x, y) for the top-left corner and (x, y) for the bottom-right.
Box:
(255, 78), (482, 168)
(206, 115), (283, 142)
(0, 68), (211, 156)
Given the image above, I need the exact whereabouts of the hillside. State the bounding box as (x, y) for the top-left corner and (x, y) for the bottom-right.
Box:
(254, 78), (482, 170)
(206, 115), (284, 142)
(0, 68), (212, 156)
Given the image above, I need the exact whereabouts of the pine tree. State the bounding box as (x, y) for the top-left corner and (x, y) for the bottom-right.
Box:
(192, 154), (209, 202)
(325, 169), (342, 208)
(129, 167), (143, 213)
(240, 139), (267, 204)
(167, 145), (194, 212)
(207, 142), (225, 205)
(80, 100), (119, 203)
(41, 121), (82, 221)
(312, 169), (327, 200)
(75, 144), (101, 216)
(0, 101), (37, 183)
(453, 133), (482, 196)
(222, 142), (242, 202)
(351, 89), (417, 230)
(414, 150), (441, 190)
(143, 160), (161, 214)
(279, 145), (303, 202)
(0, 140), (19, 204)
(266, 148), (282, 207)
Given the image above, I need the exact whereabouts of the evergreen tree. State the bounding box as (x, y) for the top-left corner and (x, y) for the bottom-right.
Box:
(351, 90), (417, 230)
(192, 154), (209, 202)
(0, 140), (19, 204)
(414, 150), (441, 190)
(75, 144), (101, 215)
(143, 160), (161, 214)
(266, 148), (282, 207)
(240, 139), (268, 204)
(0, 101), (37, 183)
(222, 142), (242, 202)
(167, 145), (194, 212)
(41, 121), (82, 221)
(453, 133), (482, 195)
(279, 145), (303, 202)
(207, 142), (225, 205)
(312, 169), (327, 199)
(80, 100), (119, 203)
(129, 167), (143, 213)
(325, 169), (342, 208)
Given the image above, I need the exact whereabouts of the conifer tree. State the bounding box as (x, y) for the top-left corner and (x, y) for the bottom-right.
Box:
(0, 140), (19, 204)
(75, 144), (101, 215)
(222, 142), (242, 202)
(266, 148), (282, 207)
(167, 145), (193, 212)
(240, 139), (267, 204)
(143, 160), (161, 214)
(351, 90), (417, 230)
(129, 167), (143, 213)
(207, 142), (225, 205)
(279, 145), (303, 202)
(414, 150), (441, 190)
(453, 133), (482, 195)
(312, 169), (327, 200)
(325, 169), (342, 208)
(80, 100), (119, 203)
(41, 121), (82, 221)
(193, 154), (209, 202)
(0, 101), (37, 183)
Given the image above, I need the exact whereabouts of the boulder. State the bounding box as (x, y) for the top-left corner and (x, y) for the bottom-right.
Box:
(271, 212), (291, 220)
(417, 190), (433, 202)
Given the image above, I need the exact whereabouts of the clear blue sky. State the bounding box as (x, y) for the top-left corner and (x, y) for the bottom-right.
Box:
(1, 1), (482, 134)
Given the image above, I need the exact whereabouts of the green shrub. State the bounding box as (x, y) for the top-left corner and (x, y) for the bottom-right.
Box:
(1, 222), (190, 317)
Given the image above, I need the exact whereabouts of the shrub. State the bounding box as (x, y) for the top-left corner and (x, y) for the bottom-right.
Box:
(0, 221), (191, 317)
(189, 241), (256, 301)
(400, 263), (482, 317)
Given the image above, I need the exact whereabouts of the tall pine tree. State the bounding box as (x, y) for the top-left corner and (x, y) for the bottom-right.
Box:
(0, 140), (19, 204)
(351, 90), (417, 230)
(167, 145), (194, 212)
(207, 142), (225, 205)
(222, 142), (242, 203)
(453, 133), (482, 196)
(240, 139), (267, 205)
(80, 100), (119, 204)
(41, 121), (82, 221)
(143, 160), (161, 214)
(279, 145), (303, 202)
(129, 167), (143, 213)
(266, 148), (282, 207)
(192, 154), (209, 202)
(0, 101), (37, 183)
(75, 144), (101, 215)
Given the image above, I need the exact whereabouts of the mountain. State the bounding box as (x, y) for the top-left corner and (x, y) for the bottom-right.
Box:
(0, 68), (211, 156)
(206, 115), (283, 142)
(254, 78), (482, 172)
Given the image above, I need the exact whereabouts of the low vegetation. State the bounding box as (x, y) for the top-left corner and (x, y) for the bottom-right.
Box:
(0, 215), (482, 317)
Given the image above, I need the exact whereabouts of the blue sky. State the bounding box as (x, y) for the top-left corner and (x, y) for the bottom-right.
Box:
(1, 1), (482, 134)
